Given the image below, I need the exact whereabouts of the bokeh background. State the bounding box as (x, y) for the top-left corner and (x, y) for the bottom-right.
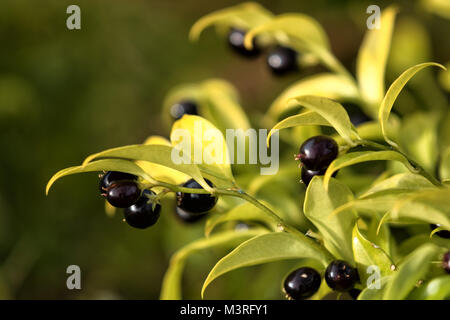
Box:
(0, 0), (448, 299)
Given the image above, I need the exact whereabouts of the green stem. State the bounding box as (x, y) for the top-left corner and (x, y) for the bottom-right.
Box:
(355, 140), (442, 187)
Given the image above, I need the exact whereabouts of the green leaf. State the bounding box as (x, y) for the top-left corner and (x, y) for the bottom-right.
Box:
(82, 144), (214, 192)
(267, 111), (331, 146)
(201, 231), (332, 298)
(265, 73), (359, 124)
(383, 243), (440, 300)
(244, 13), (330, 50)
(356, 6), (397, 107)
(399, 112), (439, 173)
(352, 224), (395, 286)
(304, 176), (356, 262)
(200, 79), (251, 133)
(160, 229), (266, 300)
(170, 115), (235, 188)
(324, 151), (415, 191)
(189, 2), (273, 41)
(289, 95), (360, 145)
(360, 173), (434, 198)
(46, 159), (152, 195)
(439, 145), (450, 181)
(408, 276), (450, 300)
(378, 62), (445, 147)
(205, 201), (278, 236)
(387, 188), (450, 230)
(357, 276), (391, 300)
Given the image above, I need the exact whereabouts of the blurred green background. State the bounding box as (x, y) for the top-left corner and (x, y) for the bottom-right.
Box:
(0, 0), (448, 299)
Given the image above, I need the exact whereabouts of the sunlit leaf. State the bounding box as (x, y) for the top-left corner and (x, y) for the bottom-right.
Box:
(324, 151), (415, 191)
(81, 144), (213, 192)
(383, 243), (440, 300)
(378, 62), (445, 147)
(189, 2), (273, 41)
(356, 6), (397, 107)
(304, 176), (356, 262)
(267, 111), (330, 146)
(265, 73), (359, 124)
(289, 95), (360, 145)
(439, 145), (450, 181)
(201, 231), (333, 298)
(160, 229), (266, 300)
(171, 115), (235, 188)
(357, 276), (391, 300)
(360, 173), (433, 198)
(408, 275), (450, 300)
(46, 159), (153, 195)
(205, 201), (278, 236)
(352, 224), (395, 286)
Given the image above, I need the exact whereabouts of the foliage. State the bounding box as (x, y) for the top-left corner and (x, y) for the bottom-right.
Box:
(46, 2), (450, 300)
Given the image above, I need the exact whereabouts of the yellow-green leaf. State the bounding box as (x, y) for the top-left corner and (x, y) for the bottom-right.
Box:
(171, 115), (235, 188)
(82, 144), (213, 192)
(378, 62), (445, 147)
(356, 6), (397, 107)
(160, 229), (266, 300)
(352, 224), (395, 286)
(289, 95), (360, 145)
(304, 176), (356, 262)
(46, 159), (152, 195)
(201, 232), (332, 298)
(383, 243), (440, 300)
(439, 145), (450, 181)
(265, 73), (359, 125)
(324, 151), (415, 191)
(267, 111), (331, 146)
(408, 276), (450, 300)
(189, 2), (273, 41)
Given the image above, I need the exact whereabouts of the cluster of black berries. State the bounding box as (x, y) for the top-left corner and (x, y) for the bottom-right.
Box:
(227, 28), (298, 76)
(283, 260), (359, 300)
(99, 171), (218, 228)
(295, 135), (339, 186)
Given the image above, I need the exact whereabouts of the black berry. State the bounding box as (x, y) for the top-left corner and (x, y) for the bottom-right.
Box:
(106, 181), (141, 208)
(99, 171), (137, 196)
(176, 179), (218, 214)
(227, 28), (260, 58)
(349, 288), (361, 300)
(283, 267), (321, 300)
(175, 206), (206, 223)
(296, 136), (339, 171)
(266, 46), (298, 75)
(443, 252), (450, 274)
(301, 167), (337, 186)
(123, 190), (161, 229)
(325, 260), (358, 292)
(430, 224), (450, 239)
(170, 100), (198, 120)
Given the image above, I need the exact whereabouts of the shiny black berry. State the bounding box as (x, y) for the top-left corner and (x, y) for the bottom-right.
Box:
(266, 46), (298, 75)
(301, 167), (337, 186)
(325, 260), (358, 292)
(349, 288), (361, 300)
(99, 171), (137, 195)
(170, 100), (198, 120)
(227, 28), (260, 58)
(443, 252), (450, 274)
(176, 179), (218, 214)
(301, 168), (325, 186)
(175, 206), (206, 223)
(430, 224), (450, 239)
(297, 136), (339, 171)
(106, 181), (141, 208)
(123, 190), (161, 229)
(283, 267), (321, 300)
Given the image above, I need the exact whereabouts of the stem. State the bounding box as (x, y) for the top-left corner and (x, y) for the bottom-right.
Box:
(146, 180), (331, 258)
(355, 140), (442, 187)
